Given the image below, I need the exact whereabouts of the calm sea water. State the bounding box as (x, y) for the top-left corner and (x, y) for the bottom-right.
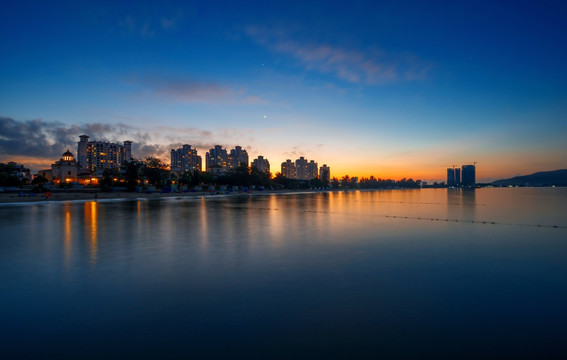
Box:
(1, 188), (567, 359)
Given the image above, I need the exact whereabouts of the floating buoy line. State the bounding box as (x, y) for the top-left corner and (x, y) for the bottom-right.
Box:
(224, 205), (566, 229)
(381, 215), (565, 229)
(354, 200), (486, 206)
(300, 209), (565, 229)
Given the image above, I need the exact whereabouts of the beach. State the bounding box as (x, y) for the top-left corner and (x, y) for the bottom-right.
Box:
(0, 189), (315, 204)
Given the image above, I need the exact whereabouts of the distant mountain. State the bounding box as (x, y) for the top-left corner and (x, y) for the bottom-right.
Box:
(491, 169), (567, 187)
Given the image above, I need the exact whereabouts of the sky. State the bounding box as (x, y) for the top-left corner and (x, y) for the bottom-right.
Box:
(1, 0), (566, 182)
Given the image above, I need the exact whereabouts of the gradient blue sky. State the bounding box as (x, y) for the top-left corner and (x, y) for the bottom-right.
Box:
(1, 0), (566, 181)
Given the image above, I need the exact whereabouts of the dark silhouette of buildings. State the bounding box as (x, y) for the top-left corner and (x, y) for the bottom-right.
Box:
(447, 165), (474, 187)
(461, 165), (476, 187)
(447, 167), (462, 187)
(447, 168), (455, 186)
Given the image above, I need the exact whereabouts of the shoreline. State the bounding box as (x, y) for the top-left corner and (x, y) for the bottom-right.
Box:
(0, 189), (326, 205)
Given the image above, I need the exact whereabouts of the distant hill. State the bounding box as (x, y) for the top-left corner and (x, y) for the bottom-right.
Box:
(491, 169), (567, 187)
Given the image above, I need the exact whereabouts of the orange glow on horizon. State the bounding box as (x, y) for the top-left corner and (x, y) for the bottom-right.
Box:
(3, 148), (566, 184)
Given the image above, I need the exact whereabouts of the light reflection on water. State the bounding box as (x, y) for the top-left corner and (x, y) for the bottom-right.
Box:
(1, 188), (567, 358)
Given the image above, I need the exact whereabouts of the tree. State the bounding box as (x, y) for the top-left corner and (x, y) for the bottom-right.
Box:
(141, 157), (169, 188)
(310, 176), (323, 188)
(178, 170), (194, 186)
(331, 177), (340, 188)
(31, 175), (47, 186)
(223, 164), (251, 186)
(168, 172), (178, 186)
(340, 175), (351, 188)
(0, 162), (27, 187)
(101, 168), (119, 191)
(198, 171), (215, 186)
(123, 159), (142, 192)
(31, 175), (48, 192)
(250, 166), (271, 187)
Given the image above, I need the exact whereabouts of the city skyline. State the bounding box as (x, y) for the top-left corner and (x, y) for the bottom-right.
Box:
(1, 1), (566, 182)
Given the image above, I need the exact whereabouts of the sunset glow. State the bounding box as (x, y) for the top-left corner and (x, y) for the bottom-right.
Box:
(1, 1), (566, 182)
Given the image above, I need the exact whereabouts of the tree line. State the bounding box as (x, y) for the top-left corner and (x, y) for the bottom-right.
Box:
(113, 157), (324, 192)
(113, 158), (422, 191)
(327, 175), (422, 189)
(2, 159), (422, 192)
(0, 162), (31, 187)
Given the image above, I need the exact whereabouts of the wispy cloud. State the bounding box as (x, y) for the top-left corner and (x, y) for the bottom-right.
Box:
(243, 95), (268, 105)
(119, 9), (183, 38)
(120, 15), (156, 38)
(245, 25), (430, 85)
(127, 75), (268, 104)
(136, 76), (232, 103)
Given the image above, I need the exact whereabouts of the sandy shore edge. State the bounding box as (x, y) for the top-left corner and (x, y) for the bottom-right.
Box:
(0, 189), (322, 204)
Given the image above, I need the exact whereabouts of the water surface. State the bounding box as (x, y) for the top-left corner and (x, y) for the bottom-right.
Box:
(1, 188), (567, 358)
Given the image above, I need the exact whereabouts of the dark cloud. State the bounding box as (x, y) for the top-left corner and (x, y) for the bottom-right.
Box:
(0, 117), (79, 159)
(0, 117), (240, 167)
(133, 143), (169, 160)
(0, 117), (156, 161)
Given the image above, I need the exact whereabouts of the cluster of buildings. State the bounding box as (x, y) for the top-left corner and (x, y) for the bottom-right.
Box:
(40, 135), (133, 185)
(37, 136), (330, 185)
(447, 164), (476, 187)
(37, 136), (481, 189)
(171, 145), (331, 183)
(170, 144), (270, 175)
(281, 157), (331, 183)
(204, 145), (250, 175)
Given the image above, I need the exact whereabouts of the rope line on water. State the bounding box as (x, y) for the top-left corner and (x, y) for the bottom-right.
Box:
(353, 200), (487, 206)
(300, 209), (566, 230)
(381, 215), (566, 229)
(224, 205), (566, 229)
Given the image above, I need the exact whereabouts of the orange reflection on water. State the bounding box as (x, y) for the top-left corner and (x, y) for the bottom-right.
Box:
(200, 197), (208, 250)
(84, 201), (98, 264)
(267, 195), (283, 247)
(63, 203), (72, 267)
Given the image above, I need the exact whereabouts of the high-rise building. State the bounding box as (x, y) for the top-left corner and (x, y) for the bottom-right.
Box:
(295, 157), (308, 180)
(77, 135), (132, 175)
(206, 145), (228, 174)
(283, 157), (320, 180)
(455, 168), (461, 185)
(461, 165), (476, 187)
(319, 164), (330, 184)
(306, 160), (318, 180)
(252, 156), (270, 173)
(447, 168), (455, 186)
(228, 146), (249, 169)
(171, 145), (202, 173)
(281, 159), (295, 178)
